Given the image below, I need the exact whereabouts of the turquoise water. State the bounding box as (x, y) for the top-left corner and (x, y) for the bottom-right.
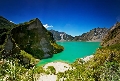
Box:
(37, 41), (100, 66)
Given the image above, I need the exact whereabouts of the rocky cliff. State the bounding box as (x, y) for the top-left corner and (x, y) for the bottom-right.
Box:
(0, 16), (63, 59)
(74, 27), (108, 41)
(101, 22), (120, 47)
(49, 29), (74, 41)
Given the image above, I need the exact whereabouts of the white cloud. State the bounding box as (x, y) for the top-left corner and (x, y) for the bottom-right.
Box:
(10, 21), (14, 23)
(43, 24), (53, 28)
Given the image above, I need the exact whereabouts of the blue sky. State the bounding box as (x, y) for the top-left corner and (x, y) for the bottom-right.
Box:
(1, 0), (120, 36)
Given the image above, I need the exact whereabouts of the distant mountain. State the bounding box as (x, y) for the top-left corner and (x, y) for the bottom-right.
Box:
(49, 29), (74, 41)
(101, 22), (120, 46)
(74, 27), (108, 41)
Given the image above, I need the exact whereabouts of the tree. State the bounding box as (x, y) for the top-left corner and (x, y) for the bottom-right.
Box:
(47, 66), (56, 74)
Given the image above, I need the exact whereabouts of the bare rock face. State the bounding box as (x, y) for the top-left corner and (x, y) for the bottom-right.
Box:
(1, 17), (63, 59)
(74, 27), (108, 42)
(101, 22), (120, 47)
(4, 36), (13, 50)
(49, 29), (74, 41)
(40, 38), (51, 53)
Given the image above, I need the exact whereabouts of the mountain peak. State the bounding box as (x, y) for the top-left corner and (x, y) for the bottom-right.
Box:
(0, 16), (63, 59)
(74, 27), (108, 41)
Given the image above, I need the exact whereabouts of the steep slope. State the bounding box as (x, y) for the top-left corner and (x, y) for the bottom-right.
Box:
(49, 29), (74, 41)
(0, 16), (64, 80)
(101, 22), (120, 46)
(74, 27), (108, 41)
(0, 16), (15, 29)
(0, 16), (15, 45)
(0, 17), (63, 60)
(0, 16), (15, 55)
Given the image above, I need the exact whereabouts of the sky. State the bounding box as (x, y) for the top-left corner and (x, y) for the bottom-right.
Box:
(1, 0), (120, 36)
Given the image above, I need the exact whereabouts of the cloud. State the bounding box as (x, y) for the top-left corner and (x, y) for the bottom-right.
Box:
(43, 24), (53, 28)
(10, 21), (14, 23)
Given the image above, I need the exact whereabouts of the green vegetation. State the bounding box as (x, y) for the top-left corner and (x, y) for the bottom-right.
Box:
(0, 16), (64, 81)
(0, 58), (45, 81)
(104, 22), (120, 43)
(50, 41), (64, 54)
(0, 16), (15, 29)
(19, 50), (39, 66)
(0, 16), (15, 48)
(107, 43), (120, 51)
(57, 44), (120, 81)
(56, 22), (120, 81)
(2, 16), (120, 81)
(0, 49), (46, 81)
(11, 18), (63, 59)
(47, 66), (56, 74)
(101, 22), (120, 47)
(11, 23), (45, 59)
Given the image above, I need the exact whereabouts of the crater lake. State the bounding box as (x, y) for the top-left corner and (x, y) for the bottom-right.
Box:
(38, 41), (100, 66)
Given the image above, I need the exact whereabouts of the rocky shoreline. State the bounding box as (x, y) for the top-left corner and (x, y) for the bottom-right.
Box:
(81, 55), (94, 62)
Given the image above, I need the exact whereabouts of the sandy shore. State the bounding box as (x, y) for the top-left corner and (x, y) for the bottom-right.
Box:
(43, 62), (72, 73)
(38, 55), (94, 81)
(38, 74), (57, 81)
(38, 62), (72, 81)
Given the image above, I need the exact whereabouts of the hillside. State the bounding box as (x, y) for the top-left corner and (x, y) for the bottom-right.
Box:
(49, 29), (74, 41)
(0, 16), (15, 29)
(56, 23), (120, 81)
(101, 22), (120, 46)
(0, 16), (15, 47)
(0, 16), (64, 80)
(10, 18), (63, 59)
(74, 27), (108, 41)
(0, 17), (63, 59)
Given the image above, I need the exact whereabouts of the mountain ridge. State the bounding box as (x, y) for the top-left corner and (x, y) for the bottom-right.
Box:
(101, 22), (120, 46)
(0, 16), (64, 60)
(49, 27), (108, 42)
(74, 27), (108, 41)
(56, 22), (120, 81)
(49, 29), (74, 41)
